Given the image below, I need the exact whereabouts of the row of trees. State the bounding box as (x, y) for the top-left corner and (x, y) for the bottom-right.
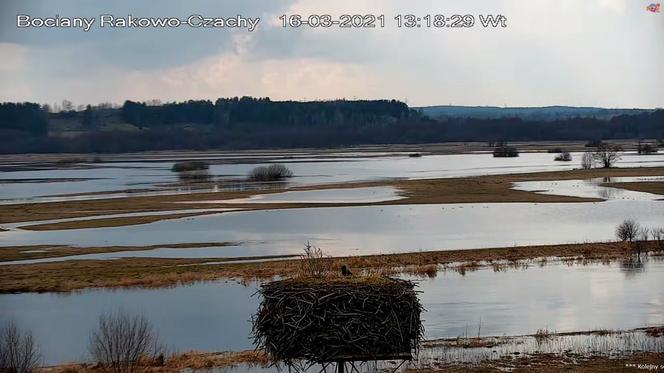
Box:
(0, 103), (48, 135)
(121, 97), (411, 128)
(615, 219), (664, 255)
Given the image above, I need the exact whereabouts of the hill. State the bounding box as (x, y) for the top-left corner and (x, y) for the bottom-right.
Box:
(417, 105), (653, 121)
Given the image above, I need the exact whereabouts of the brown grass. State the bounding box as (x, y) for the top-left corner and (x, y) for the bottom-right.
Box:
(19, 211), (223, 231)
(4, 166), (664, 229)
(165, 350), (269, 370)
(644, 326), (664, 338)
(407, 264), (439, 278)
(2, 241), (661, 294)
(605, 181), (664, 196)
(0, 242), (235, 262)
(42, 350), (269, 373)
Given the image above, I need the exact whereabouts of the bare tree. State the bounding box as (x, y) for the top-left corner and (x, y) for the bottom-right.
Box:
(61, 99), (74, 112)
(592, 143), (622, 168)
(616, 219), (641, 242)
(89, 310), (162, 373)
(581, 152), (594, 170)
(652, 227), (664, 249)
(0, 321), (41, 373)
(299, 242), (331, 278)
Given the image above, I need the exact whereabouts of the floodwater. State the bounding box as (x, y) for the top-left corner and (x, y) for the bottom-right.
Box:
(1, 260), (662, 365)
(514, 176), (664, 201)
(2, 152), (663, 203)
(3, 200), (663, 260)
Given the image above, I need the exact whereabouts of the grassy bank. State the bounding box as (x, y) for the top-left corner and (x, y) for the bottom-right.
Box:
(605, 181), (664, 196)
(2, 241), (662, 293)
(40, 326), (664, 372)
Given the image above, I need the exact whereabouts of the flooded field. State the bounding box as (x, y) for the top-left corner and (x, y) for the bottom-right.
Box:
(2, 149), (663, 370)
(514, 176), (664, 201)
(2, 151), (664, 203)
(2, 260), (662, 365)
(3, 200), (663, 261)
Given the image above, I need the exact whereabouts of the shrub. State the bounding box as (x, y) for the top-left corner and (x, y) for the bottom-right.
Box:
(554, 152), (572, 162)
(171, 161), (209, 172)
(638, 143), (658, 155)
(0, 321), (41, 373)
(492, 145), (519, 158)
(89, 310), (162, 373)
(298, 242), (331, 279)
(248, 164), (293, 181)
(171, 161), (210, 181)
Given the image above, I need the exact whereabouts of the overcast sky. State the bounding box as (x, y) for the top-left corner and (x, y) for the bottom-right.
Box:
(0, 0), (662, 108)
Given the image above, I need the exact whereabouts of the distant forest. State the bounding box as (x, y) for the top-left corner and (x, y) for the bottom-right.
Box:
(0, 97), (662, 154)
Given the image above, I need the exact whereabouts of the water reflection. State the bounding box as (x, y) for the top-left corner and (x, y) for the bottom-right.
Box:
(2, 261), (663, 365)
(620, 255), (647, 278)
(3, 152), (664, 203)
(3, 202), (663, 258)
(513, 177), (664, 201)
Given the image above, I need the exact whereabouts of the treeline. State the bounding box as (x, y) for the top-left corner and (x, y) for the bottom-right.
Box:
(0, 98), (662, 154)
(121, 97), (410, 127)
(0, 102), (48, 135)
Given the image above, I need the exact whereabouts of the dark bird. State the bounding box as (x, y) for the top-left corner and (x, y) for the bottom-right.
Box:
(341, 265), (353, 277)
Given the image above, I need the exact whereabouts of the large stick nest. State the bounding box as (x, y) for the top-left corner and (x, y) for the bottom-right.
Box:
(252, 277), (424, 364)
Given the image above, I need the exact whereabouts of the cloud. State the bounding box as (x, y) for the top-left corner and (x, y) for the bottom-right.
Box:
(0, 0), (662, 107)
(5, 34), (381, 105)
(0, 0), (294, 69)
(0, 42), (28, 71)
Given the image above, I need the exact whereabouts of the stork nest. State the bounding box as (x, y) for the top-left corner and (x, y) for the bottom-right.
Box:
(252, 276), (424, 365)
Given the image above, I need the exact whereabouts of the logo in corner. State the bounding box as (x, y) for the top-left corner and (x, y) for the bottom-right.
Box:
(646, 3), (660, 12)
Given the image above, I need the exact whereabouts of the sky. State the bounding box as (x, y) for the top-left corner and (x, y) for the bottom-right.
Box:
(0, 0), (662, 108)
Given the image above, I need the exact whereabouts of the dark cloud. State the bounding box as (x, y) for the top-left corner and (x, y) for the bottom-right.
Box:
(0, 0), (293, 69)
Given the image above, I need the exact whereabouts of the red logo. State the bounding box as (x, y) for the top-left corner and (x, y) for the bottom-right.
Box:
(646, 3), (660, 12)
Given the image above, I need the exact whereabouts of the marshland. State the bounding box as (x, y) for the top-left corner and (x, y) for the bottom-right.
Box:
(1, 143), (664, 371)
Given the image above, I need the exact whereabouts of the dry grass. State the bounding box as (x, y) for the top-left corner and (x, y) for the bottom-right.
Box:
(165, 350), (269, 370)
(42, 350), (269, 373)
(2, 241), (661, 294)
(45, 351), (664, 373)
(0, 242), (235, 262)
(407, 264), (439, 278)
(19, 212), (223, 231)
(605, 181), (664, 196)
